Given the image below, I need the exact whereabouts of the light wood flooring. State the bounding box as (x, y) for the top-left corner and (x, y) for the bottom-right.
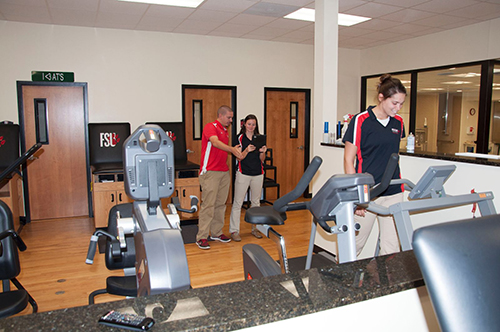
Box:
(11, 202), (314, 316)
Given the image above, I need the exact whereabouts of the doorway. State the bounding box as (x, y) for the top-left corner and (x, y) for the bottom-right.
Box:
(264, 88), (311, 198)
(182, 85), (237, 202)
(17, 81), (90, 221)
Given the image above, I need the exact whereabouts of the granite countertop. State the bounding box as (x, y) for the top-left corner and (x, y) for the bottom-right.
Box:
(320, 142), (500, 167)
(0, 251), (423, 331)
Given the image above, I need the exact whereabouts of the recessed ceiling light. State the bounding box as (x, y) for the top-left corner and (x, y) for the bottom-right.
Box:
(338, 13), (371, 26)
(284, 8), (315, 22)
(420, 88), (444, 91)
(449, 73), (481, 78)
(284, 8), (371, 26)
(118, 0), (204, 8)
(441, 81), (472, 85)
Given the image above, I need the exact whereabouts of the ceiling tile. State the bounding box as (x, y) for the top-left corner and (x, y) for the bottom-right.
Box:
(98, 0), (149, 15)
(199, 0), (258, 13)
(266, 17), (313, 29)
(413, 14), (466, 28)
(143, 5), (194, 19)
(344, 2), (403, 18)
(379, 8), (436, 23)
(412, 0), (479, 14)
(210, 22), (258, 34)
(47, 0), (99, 11)
(188, 9), (238, 22)
(227, 13), (277, 25)
(446, 2), (500, 18)
(243, 2), (300, 17)
(371, 0), (429, 8)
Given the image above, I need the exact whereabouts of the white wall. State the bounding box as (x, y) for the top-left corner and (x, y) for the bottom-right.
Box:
(360, 18), (500, 76)
(0, 20), (313, 130)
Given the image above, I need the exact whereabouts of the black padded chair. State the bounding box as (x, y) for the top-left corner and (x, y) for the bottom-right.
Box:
(0, 201), (37, 318)
(413, 215), (500, 332)
(88, 123), (131, 174)
(88, 203), (137, 304)
(0, 123), (20, 173)
(145, 122), (199, 172)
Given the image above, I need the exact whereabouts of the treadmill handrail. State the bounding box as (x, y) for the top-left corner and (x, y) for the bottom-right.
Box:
(273, 156), (323, 213)
(369, 153), (399, 199)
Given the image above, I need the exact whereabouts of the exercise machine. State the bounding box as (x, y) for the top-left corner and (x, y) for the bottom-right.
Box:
(0, 143), (41, 317)
(309, 159), (496, 264)
(367, 164), (496, 251)
(243, 154), (400, 279)
(243, 156), (323, 280)
(86, 124), (197, 296)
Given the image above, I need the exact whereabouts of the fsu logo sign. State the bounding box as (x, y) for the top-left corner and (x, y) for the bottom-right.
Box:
(100, 132), (120, 148)
(0, 136), (5, 147)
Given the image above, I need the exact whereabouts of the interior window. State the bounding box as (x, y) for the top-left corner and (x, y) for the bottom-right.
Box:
(415, 65), (481, 154)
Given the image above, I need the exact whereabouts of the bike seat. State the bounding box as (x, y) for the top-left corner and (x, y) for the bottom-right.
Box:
(245, 206), (286, 225)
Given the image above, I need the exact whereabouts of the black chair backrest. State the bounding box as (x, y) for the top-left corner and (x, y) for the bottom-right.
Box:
(88, 123), (131, 167)
(413, 215), (500, 332)
(0, 124), (20, 171)
(146, 122), (187, 162)
(0, 201), (21, 280)
(105, 204), (136, 270)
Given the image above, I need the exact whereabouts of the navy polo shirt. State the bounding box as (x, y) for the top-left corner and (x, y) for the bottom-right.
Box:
(343, 106), (405, 196)
(235, 133), (264, 176)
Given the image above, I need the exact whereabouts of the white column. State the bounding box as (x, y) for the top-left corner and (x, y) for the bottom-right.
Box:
(314, 0), (339, 142)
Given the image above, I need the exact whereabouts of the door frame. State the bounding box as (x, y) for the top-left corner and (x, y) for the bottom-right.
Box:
(181, 84), (238, 198)
(264, 87), (312, 197)
(16, 81), (91, 222)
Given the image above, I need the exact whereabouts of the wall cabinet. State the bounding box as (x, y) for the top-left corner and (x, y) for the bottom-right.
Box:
(92, 179), (133, 228)
(92, 172), (200, 229)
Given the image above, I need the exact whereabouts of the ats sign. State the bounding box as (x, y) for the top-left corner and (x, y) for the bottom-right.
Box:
(31, 71), (75, 82)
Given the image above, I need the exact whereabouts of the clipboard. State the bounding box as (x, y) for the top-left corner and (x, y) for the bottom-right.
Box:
(252, 134), (266, 149)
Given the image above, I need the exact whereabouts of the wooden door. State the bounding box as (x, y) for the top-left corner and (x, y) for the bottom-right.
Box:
(18, 82), (89, 220)
(182, 85), (237, 202)
(265, 89), (310, 198)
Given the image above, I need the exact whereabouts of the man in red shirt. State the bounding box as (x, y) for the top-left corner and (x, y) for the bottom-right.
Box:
(196, 105), (242, 250)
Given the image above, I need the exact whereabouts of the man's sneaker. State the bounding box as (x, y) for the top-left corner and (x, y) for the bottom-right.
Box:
(210, 234), (231, 243)
(197, 239), (210, 250)
(231, 232), (241, 242)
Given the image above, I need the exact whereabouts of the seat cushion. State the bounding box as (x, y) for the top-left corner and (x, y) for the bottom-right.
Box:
(106, 276), (137, 297)
(244, 206), (286, 225)
(0, 290), (28, 319)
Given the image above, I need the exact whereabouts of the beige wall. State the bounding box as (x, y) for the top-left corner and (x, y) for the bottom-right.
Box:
(0, 20), (314, 131)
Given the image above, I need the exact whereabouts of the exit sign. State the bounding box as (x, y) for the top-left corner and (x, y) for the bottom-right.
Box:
(31, 71), (74, 82)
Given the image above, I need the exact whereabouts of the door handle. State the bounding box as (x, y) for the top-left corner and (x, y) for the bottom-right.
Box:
(186, 149), (195, 154)
(297, 146), (304, 150)
(111, 193), (115, 203)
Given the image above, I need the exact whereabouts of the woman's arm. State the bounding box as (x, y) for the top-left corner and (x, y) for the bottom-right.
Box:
(343, 141), (357, 174)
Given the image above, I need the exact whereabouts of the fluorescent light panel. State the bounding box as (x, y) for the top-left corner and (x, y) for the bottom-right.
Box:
(118, 0), (204, 8)
(284, 8), (371, 26)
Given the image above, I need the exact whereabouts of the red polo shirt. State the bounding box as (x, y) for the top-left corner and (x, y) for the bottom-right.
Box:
(200, 120), (230, 174)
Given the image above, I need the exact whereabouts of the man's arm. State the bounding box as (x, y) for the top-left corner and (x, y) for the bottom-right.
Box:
(209, 135), (242, 159)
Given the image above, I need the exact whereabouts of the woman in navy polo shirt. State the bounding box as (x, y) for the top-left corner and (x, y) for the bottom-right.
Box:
(229, 114), (267, 241)
(343, 74), (407, 256)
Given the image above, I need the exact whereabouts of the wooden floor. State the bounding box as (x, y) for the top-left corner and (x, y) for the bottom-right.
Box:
(11, 202), (314, 316)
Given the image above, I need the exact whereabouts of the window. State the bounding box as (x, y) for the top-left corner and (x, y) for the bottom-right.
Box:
(362, 59), (500, 155)
(489, 64), (500, 155)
